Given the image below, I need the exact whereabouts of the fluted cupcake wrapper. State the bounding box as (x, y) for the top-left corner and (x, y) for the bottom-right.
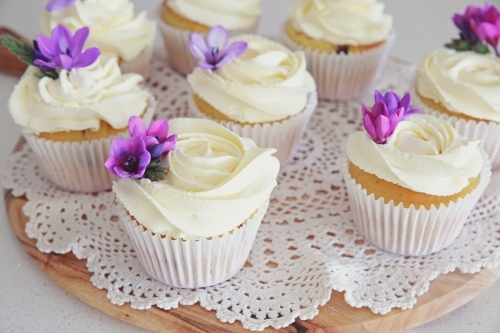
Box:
(116, 200), (269, 289)
(189, 92), (318, 166)
(281, 26), (395, 101)
(158, 18), (260, 76)
(23, 94), (156, 193)
(119, 44), (154, 78)
(342, 152), (492, 256)
(413, 92), (500, 171)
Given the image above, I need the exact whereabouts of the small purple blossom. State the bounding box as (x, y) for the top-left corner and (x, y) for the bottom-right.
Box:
(374, 90), (421, 118)
(362, 90), (421, 144)
(450, 3), (500, 55)
(105, 136), (151, 179)
(189, 25), (248, 70)
(34, 25), (100, 72)
(128, 116), (177, 155)
(46, 0), (76, 12)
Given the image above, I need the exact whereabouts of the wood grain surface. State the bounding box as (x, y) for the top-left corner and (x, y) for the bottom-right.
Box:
(5, 141), (500, 332)
(0, 27), (29, 76)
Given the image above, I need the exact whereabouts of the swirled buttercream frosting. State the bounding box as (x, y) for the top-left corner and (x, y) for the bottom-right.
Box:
(347, 114), (483, 196)
(417, 49), (500, 122)
(188, 34), (316, 123)
(287, 0), (392, 46)
(9, 57), (149, 134)
(113, 118), (280, 238)
(41, 0), (156, 61)
(167, 0), (262, 31)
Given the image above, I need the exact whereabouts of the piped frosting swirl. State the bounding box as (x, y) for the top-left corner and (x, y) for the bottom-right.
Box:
(347, 114), (483, 196)
(113, 118), (280, 238)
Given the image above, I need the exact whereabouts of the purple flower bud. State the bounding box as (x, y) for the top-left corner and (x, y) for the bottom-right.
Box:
(373, 90), (421, 118)
(105, 136), (151, 179)
(128, 116), (177, 155)
(34, 25), (100, 72)
(363, 91), (420, 144)
(188, 25), (248, 70)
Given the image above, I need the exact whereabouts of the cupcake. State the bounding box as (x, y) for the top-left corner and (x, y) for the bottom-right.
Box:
(343, 90), (491, 256)
(41, 0), (156, 77)
(159, 0), (262, 75)
(187, 27), (317, 165)
(109, 117), (280, 288)
(5, 25), (154, 193)
(281, 0), (394, 101)
(413, 4), (500, 170)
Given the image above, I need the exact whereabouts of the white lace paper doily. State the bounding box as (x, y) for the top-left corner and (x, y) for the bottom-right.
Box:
(3, 53), (500, 331)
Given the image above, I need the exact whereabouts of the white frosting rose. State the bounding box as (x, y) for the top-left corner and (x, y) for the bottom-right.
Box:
(41, 0), (156, 61)
(287, 0), (392, 46)
(417, 49), (500, 122)
(9, 57), (149, 134)
(113, 118), (280, 238)
(188, 35), (316, 123)
(346, 114), (483, 196)
(168, 0), (262, 31)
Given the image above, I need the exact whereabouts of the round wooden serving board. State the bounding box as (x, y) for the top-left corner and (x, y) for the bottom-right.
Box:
(4, 139), (500, 333)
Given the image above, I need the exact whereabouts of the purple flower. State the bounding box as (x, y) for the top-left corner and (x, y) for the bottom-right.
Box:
(34, 25), (100, 72)
(128, 116), (177, 155)
(473, 19), (500, 54)
(105, 136), (151, 179)
(189, 25), (248, 70)
(374, 90), (421, 118)
(452, 3), (500, 53)
(46, 0), (76, 12)
(363, 102), (404, 144)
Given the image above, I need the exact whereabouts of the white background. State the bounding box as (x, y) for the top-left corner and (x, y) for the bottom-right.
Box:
(1, 0), (500, 332)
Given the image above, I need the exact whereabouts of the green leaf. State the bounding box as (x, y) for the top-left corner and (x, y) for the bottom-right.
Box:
(0, 35), (35, 66)
(473, 43), (490, 54)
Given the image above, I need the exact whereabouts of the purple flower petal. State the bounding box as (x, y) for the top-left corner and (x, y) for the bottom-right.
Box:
(58, 54), (74, 71)
(374, 90), (384, 103)
(224, 41), (248, 58)
(52, 25), (72, 56)
(371, 101), (388, 118)
(207, 25), (229, 51)
(128, 116), (147, 137)
(400, 93), (411, 111)
(115, 167), (133, 179)
(148, 119), (169, 139)
(104, 156), (121, 176)
(110, 138), (130, 159)
(197, 62), (216, 70)
(71, 27), (89, 57)
(149, 144), (164, 160)
(374, 115), (390, 143)
(363, 114), (377, 140)
(142, 136), (160, 150)
(129, 136), (147, 157)
(189, 33), (209, 61)
(404, 108), (421, 118)
(74, 47), (100, 68)
(385, 92), (399, 113)
(34, 59), (59, 69)
(35, 34), (57, 59)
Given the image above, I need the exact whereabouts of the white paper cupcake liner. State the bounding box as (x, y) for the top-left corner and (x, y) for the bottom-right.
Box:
(23, 94), (156, 193)
(119, 44), (154, 78)
(116, 200), (269, 289)
(281, 25), (395, 101)
(342, 152), (492, 256)
(413, 92), (500, 171)
(189, 92), (318, 165)
(158, 18), (260, 76)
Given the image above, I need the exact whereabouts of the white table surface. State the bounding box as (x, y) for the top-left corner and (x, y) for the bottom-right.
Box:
(1, 1), (500, 332)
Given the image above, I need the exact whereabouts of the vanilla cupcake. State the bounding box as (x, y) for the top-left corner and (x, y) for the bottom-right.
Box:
(159, 0), (262, 75)
(281, 0), (394, 100)
(113, 117), (280, 288)
(41, 0), (156, 77)
(414, 49), (500, 170)
(188, 32), (317, 165)
(7, 26), (154, 193)
(343, 92), (491, 256)
(413, 4), (500, 171)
